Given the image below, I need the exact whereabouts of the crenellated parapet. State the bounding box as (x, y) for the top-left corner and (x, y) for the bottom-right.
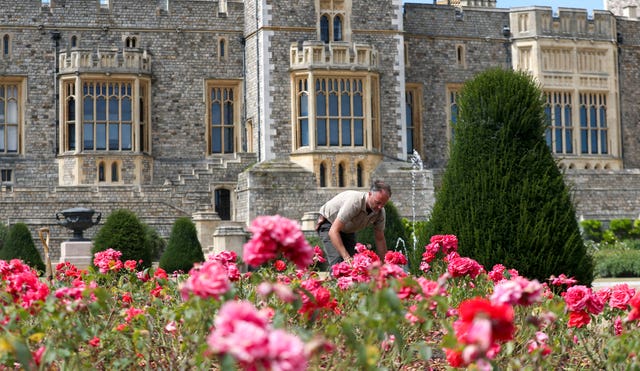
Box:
(59, 48), (151, 75)
(509, 7), (617, 41)
(289, 41), (378, 71)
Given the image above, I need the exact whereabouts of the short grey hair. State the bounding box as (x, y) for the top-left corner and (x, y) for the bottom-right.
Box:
(370, 180), (392, 197)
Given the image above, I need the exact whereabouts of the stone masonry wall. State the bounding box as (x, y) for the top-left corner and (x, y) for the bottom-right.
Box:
(403, 5), (511, 169)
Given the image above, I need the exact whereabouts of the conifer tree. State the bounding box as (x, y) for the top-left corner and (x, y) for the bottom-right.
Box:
(427, 68), (594, 285)
(92, 209), (152, 269)
(0, 223), (46, 273)
(159, 217), (205, 274)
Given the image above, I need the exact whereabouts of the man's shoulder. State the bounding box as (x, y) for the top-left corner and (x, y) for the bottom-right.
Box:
(338, 190), (367, 202)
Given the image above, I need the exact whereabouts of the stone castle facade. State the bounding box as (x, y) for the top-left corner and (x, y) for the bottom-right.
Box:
(1, 0), (640, 258)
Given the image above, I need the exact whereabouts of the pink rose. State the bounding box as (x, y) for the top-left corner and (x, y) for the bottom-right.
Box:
(562, 285), (591, 312)
(179, 260), (231, 300)
(609, 284), (636, 310)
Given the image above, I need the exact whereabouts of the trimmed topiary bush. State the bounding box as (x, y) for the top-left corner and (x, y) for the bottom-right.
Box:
(92, 209), (152, 269)
(0, 222), (8, 251)
(426, 68), (594, 285)
(143, 224), (167, 262)
(0, 223), (45, 273)
(159, 217), (205, 274)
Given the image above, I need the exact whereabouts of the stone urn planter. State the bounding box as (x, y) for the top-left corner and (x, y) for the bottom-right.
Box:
(55, 207), (102, 241)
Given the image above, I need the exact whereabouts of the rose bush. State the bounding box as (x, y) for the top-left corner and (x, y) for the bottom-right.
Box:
(1, 214), (640, 370)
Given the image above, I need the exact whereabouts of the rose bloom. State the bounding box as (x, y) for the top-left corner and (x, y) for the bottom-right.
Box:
(5, 270), (50, 310)
(562, 285), (592, 312)
(125, 307), (145, 322)
(179, 260), (231, 300)
(455, 297), (515, 344)
(121, 292), (133, 305)
(274, 260), (287, 272)
(384, 251), (408, 265)
(549, 273), (577, 287)
(627, 291), (640, 321)
(266, 329), (308, 371)
(594, 287), (612, 304)
(567, 310), (591, 328)
(430, 234), (458, 254)
(207, 301), (270, 364)
(586, 292), (605, 315)
(488, 264), (506, 283)
(421, 242), (440, 263)
(243, 215), (314, 269)
(124, 260), (137, 271)
(445, 348), (465, 368)
(608, 284), (636, 310)
(491, 276), (542, 306)
(209, 250), (238, 265)
(614, 315), (623, 336)
(313, 246), (327, 264)
(93, 248), (124, 274)
(447, 256), (485, 279)
(88, 336), (100, 347)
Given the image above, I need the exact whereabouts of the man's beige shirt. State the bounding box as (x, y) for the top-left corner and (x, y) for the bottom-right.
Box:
(319, 190), (386, 234)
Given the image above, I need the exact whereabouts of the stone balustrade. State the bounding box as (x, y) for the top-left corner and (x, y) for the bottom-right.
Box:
(290, 41), (378, 70)
(59, 48), (151, 75)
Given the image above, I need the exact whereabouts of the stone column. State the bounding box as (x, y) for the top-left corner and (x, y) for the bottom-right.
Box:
(192, 209), (221, 254)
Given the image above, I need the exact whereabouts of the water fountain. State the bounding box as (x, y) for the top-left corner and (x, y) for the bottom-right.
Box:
(408, 149), (424, 253)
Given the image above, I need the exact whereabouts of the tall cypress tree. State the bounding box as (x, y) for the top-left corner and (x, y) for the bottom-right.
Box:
(427, 68), (593, 285)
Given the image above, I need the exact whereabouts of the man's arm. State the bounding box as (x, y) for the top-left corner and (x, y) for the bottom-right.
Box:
(374, 229), (388, 260)
(328, 219), (352, 261)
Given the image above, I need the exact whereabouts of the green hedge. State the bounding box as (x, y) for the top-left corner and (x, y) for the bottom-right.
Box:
(593, 248), (640, 278)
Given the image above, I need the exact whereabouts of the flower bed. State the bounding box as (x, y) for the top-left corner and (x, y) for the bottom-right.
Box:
(2, 215), (640, 370)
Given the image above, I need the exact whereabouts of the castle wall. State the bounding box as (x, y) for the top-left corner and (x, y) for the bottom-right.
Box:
(403, 5), (511, 169)
(616, 17), (640, 168)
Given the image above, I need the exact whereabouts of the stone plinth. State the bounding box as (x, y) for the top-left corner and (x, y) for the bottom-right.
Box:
(192, 209), (221, 252)
(301, 211), (320, 232)
(59, 241), (93, 269)
(212, 224), (248, 271)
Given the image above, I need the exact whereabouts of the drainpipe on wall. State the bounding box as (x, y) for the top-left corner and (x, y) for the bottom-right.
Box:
(255, 0), (262, 161)
(51, 30), (61, 155)
(241, 36), (247, 152)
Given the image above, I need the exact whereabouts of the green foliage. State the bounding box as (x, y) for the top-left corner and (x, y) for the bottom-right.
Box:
(0, 223), (8, 251)
(609, 218), (633, 241)
(426, 68), (594, 285)
(305, 233), (328, 271)
(357, 201), (409, 255)
(580, 219), (603, 242)
(593, 248), (640, 277)
(159, 217), (205, 274)
(92, 209), (152, 269)
(402, 218), (431, 270)
(0, 223), (45, 272)
(143, 224), (167, 261)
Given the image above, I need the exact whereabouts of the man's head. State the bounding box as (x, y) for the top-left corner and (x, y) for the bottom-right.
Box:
(367, 180), (391, 213)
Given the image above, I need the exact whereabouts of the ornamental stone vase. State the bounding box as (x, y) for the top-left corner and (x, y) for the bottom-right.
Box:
(55, 207), (102, 241)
